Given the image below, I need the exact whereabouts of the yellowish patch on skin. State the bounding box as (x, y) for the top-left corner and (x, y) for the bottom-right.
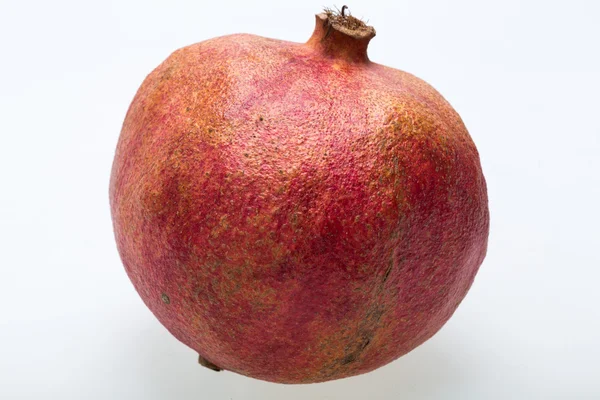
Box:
(246, 212), (273, 233)
(270, 242), (287, 261)
(248, 285), (279, 312)
(385, 100), (442, 139)
(210, 214), (230, 238)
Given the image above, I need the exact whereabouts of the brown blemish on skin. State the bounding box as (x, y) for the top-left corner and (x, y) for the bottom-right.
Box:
(340, 335), (372, 365)
(382, 260), (393, 283)
(161, 293), (170, 304)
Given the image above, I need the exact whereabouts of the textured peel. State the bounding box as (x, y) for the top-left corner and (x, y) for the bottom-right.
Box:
(110, 12), (489, 384)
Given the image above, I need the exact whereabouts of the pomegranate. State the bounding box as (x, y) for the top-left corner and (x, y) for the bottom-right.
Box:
(110, 8), (489, 383)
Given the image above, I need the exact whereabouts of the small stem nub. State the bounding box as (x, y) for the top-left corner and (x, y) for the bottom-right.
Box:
(198, 354), (222, 372)
(341, 5), (348, 17)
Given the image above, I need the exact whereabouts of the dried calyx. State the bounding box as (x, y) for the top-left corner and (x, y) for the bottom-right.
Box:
(322, 6), (376, 41)
(307, 6), (376, 62)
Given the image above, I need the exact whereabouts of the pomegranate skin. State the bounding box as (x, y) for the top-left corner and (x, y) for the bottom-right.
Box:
(110, 13), (489, 383)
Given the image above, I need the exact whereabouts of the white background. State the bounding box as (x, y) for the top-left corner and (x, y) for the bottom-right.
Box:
(1, 0), (599, 399)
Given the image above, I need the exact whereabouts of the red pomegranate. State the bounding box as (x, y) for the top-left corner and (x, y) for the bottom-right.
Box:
(110, 9), (489, 383)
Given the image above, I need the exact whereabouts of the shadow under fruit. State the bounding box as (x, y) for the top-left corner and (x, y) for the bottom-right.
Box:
(109, 8), (489, 384)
